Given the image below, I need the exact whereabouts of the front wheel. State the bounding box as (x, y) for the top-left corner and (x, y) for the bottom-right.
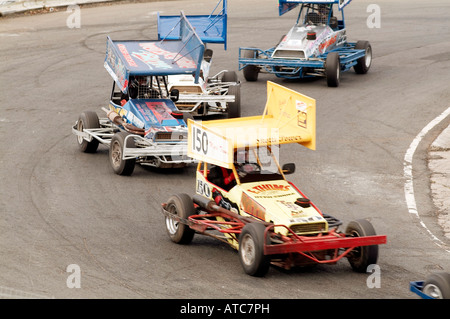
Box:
(345, 219), (379, 273)
(165, 193), (196, 244)
(325, 52), (340, 87)
(354, 41), (372, 74)
(423, 272), (450, 299)
(109, 131), (136, 176)
(242, 49), (260, 82)
(238, 223), (270, 277)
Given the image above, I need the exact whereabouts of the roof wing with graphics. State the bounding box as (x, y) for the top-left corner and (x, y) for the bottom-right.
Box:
(187, 81), (316, 168)
(104, 11), (205, 93)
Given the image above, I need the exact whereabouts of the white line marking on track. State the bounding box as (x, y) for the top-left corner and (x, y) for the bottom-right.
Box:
(404, 106), (450, 253)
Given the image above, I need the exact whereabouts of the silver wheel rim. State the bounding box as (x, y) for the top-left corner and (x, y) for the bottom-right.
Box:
(111, 141), (122, 169)
(423, 284), (444, 299)
(365, 47), (372, 68)
(240, 234), (256, 266)
(165, 204), (179, 235)
(77, 121), (84, 144)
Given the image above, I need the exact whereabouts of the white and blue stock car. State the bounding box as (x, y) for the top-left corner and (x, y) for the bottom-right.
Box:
(238, 0), (372, 87)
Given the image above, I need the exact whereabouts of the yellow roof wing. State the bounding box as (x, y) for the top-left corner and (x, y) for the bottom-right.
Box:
(187, 81), (316, 168)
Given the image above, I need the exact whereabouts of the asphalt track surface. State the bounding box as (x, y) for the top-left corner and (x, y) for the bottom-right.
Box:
(0, 0), (449, 300)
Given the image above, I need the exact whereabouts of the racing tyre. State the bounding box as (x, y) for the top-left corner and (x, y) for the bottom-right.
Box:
(109, 131), (136, 176)
(239, 223), (270, 277)
(423, 272), (450, 299)
(221, 71), (238, 83)
(242, 49), (259, 82)
(226, 85), (241, 118)
(165, 193), (196, 244)
(77, 111), (100, 153)
(354, 41), (372, 74)
(325, 52), (340, 87)
(345, 219), (379, 273)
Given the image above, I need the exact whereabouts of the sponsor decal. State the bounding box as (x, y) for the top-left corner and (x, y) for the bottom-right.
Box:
(306, 28), (336, 56)
(241, 192), (265, 220)
(105, 42), (128, 92)
(117, 44), (138, 67)
(132, 49), (172, 70)
(295, 100), (307, 112)
(296, 100), (308, 128)
(126, 111), (145, 129)
(189, 122), (230, 165)
(276, 200), (304, 216)
(145, 101), (173, 123)
(298, 111), (307, 128)
(247, 183), (291, 195)
(135, 102), (158, 124)
(318, 34), (337, 53)
(257, 135), (303, 145)
(132, 42), (197, 70)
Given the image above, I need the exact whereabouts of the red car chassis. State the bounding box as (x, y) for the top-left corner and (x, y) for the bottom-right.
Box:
(162, 192), (387, 276)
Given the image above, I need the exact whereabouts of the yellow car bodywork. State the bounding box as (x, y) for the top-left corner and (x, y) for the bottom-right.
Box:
(188, 81), (326, 249)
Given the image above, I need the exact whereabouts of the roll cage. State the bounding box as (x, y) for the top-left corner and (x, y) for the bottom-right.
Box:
(198, 145), (287, 191)
(296, 3), (345, 29)
(109, 75), (178, 106)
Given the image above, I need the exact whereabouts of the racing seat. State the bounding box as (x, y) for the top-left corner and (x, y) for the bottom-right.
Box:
(207, 165), (236, 191)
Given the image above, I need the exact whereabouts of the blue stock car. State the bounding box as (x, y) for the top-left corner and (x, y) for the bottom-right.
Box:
(72, 12), (204, 175)
(238, 0), (372, 87)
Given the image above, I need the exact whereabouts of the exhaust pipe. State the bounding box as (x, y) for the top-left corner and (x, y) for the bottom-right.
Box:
(192, 194), (269, 225)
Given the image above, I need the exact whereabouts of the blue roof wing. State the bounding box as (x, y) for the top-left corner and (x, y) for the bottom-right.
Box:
(104, 11), (205, 93)
(157, 0), (227, 49)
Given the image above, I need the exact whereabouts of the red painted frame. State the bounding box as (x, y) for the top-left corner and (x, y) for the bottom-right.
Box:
(183, 205), (387, 266)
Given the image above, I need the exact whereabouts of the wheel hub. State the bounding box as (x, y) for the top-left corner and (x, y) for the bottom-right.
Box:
(77, 121), (84, 144)
(240, 234), (256, 266)
(423, 284), (444, 299)
(166, 204), (179, 235)
(111, 141), (122, 168)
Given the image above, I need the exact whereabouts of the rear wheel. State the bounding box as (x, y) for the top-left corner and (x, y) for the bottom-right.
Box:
(354, 41), (372, 74)
(239, 223), (270, 276)
(226, 85), (241, 118)
(242, 49), (260, 82)
(325, 52), (340, 87)
(345, 219), (379, 272)
(77, 111), (100, 153)
(109, 131), (136, 176)
(165, 193), (196, 244)
(423, 272), (450, 299)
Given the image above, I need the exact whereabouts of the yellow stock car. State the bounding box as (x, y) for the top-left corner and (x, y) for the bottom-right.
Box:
(161, 82), (386, 276)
